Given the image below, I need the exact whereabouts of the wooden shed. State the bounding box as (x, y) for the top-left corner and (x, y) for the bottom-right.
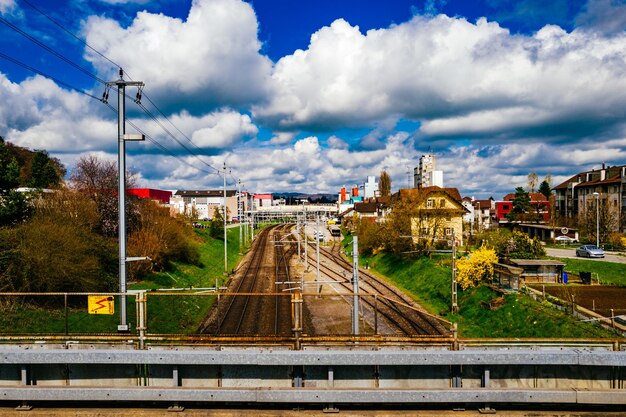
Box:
(508, 259), (565, 284)
(493, 263), (524, 291)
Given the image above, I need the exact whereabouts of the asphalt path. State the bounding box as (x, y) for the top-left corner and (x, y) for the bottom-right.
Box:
(546, 246), (626, 263)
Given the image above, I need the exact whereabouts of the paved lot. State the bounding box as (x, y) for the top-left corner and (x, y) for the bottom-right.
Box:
(546, 247), (626, 263)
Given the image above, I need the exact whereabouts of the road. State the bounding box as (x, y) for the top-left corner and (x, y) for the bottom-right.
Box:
(546, 246), (626, 263)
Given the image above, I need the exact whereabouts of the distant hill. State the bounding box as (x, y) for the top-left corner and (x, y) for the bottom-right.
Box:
(272, 192), (337, 204)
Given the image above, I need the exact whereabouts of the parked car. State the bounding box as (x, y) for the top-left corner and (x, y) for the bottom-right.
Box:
(555, 235), (578, 244)
(575, 245), (605, 258)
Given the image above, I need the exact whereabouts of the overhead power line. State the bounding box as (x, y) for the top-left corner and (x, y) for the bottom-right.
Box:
(2, 5), (236, 183)
(135, 101), (221, 175)
(0, 51), (101, 101)
(19, 0), (123, 71)
(0, 50), (214, 176)
(0, 15), (107, 85)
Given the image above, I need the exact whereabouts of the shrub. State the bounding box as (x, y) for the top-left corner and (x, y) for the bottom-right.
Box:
(457, 246), (498, 289)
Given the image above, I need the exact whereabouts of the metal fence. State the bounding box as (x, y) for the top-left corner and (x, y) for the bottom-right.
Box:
(0, 291), (455, 343)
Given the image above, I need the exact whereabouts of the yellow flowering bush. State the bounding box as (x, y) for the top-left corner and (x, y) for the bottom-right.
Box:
(457, 246), (498, 290)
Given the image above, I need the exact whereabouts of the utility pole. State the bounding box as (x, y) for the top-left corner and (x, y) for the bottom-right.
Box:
(304, 202), (309, 271)
(451, 233), (458, 313)
(352, 236), (360, 336)
(107, 69), (144, 332)
(594, 192), (600, 248)
(223, 162), (228, 275)
(316, 213), (320, 295)
(238, 179), (243, 255)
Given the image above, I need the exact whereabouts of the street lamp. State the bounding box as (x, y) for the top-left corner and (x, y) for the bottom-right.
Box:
(593, 192), (599, 248)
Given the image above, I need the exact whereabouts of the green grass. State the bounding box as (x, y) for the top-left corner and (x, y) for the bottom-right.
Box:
(0, 225), (251, 335)
(133, 226), (247, 290)
(361, 251), (619, 338)
(130, 226), (249, 334)
(359, 252), (452, 315)
(454, 286), (615, 338)
(551, 257), (626, 286)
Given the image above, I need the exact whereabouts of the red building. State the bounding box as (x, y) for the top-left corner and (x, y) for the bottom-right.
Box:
(495, 201), (514, 221)
(497, 192), (550, 222)
(128, 188), (173, 204)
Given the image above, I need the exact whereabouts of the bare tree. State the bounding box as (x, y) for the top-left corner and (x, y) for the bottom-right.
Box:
(527, 172), (539, 193)
(579, 197), (618, 244)
(69, 155), (138, 237)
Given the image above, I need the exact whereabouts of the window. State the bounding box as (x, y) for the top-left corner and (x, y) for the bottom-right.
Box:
(440, 199), (446, 208)
(420, 227), (429, 236)
(426, 199), (434, 208)
(444, 227), (453, 236)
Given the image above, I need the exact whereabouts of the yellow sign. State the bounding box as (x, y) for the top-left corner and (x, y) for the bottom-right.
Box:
(88, 296), (115, 315)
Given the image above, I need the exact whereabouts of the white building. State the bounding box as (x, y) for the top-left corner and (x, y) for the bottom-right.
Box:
(170, 190), (238, 220)
(414, 154), (443, 188)
(363, 176), (378, 199)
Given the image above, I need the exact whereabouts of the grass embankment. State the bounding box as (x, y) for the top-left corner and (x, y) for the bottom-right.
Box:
(130, 226), (248, 334)
(359, 251), (619, 338)
(550, 257), (626, 286)
(0, 225), (250, 335)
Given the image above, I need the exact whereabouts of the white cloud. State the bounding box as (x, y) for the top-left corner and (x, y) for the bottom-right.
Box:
(254, 13), (626, 144)
(187, 111), (257, 149)
(0, 0), (15, 14)
(84, 0), (273, 111)
(576, 0), (626, 33)
(1, 71), (258, 156)
(326, 135), (348, 149)
(268, 132), (295, 145)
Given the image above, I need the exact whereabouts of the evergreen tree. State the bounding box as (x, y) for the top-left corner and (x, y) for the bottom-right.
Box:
(379, 170), (391, 197)
(0, 140), (30, 226)
(28, 150), (61, 189)
(506, 187), (530, 222)
(539, 179), (552, 199)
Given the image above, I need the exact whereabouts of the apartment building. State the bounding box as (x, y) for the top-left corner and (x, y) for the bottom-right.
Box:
(554, 164), (626, 231)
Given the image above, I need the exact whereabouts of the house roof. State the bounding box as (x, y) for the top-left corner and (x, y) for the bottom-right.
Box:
(474, 199), (493, 209)
(338, 207), (354, 218)
(502, 192), (548, 202)
(396, 186), (463, 203)
(494, 263), (524, 274)
(393, 187), (468, 213)
(354, 202), (378, 213)
(554, 165), (626, 190)
(509, 259), (565, 266)
(175, 190), (237, 197)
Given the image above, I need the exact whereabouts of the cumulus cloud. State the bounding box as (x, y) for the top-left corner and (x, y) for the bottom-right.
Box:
(1, 70), (258, 159)
(84, 0), (273, 113)
(0, 0), (15, 14)
(268, 132), (295, 145)
(0, 74), (114, 152)
(187, 111), (257, 149)
(576, 0), (626, 33)
(254, 13), (626, 146)
(326, 135), (348, 149)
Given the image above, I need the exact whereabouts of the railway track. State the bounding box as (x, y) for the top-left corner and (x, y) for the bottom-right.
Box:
(302, 236), (448, 336)
(199, 224), (292, 336)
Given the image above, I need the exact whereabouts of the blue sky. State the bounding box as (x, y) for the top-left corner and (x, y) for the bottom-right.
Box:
(0, 0), (625, 197)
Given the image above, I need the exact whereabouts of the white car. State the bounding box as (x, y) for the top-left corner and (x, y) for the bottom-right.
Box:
(555, 235), (577, 244)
